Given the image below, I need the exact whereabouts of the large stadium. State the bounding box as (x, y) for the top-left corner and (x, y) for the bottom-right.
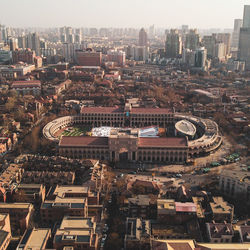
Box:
(43, 104), (222, 163)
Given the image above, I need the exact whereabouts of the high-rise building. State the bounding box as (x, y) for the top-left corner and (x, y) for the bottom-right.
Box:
(243, 5), (250, 28)
(12, 49), (36, 64)
(31, 33), (41, 56)
(75, 28), (82, 44)
(238, 5), (250, 70)
(9, 37), (18, 51)
(149, 25), (155, 38)
(194, 47), (207, 70)
(25, 33), (40, 56)
(18, 36), (26, 49)
(185, 29), (200, 50)
(216, 33), (231, 56)
(231, 19), (243, 48)
(139, 28), (148, 47)
(238, 27), (250, 70)
(165, 29), (182, 58)
(202, 34), (217, 58)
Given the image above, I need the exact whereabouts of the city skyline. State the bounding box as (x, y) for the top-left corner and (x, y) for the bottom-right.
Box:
(0, 0), (249, 29)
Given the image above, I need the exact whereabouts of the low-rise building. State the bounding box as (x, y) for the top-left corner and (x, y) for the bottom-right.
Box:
(206, 222), (233, 243)
(53, 216), (98, 250)
(0, 203), (33, 234)
(40, 193), (88, 225)
(219, 170), (250, 204)
(14, 184), (46, 204)
(16, 228), (51, 250)
(0, 214), (11, 250)
(157, 199), (197, 224)
(209, 197), (234, 223)
(125, 195), (157, 219)
(124, 218), (151, 250)
(11, 80), (41, 96)
(238, 225), (250, 243)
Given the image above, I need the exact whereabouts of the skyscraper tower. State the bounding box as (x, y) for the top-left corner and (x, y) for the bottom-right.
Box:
(185, 29), (200, 50)
(243, 5), (250, 28)
(238, 5), (250, 70)
(139, 28), (148, 46)
(31, 33), (41, 56)
(165, 29), (182, 58)
(231, 19), (243, 48)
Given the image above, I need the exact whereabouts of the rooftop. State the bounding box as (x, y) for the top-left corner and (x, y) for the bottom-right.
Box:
(175, 202), (197, 213)
(130, 107), (171, 114)
(60, 216), (94, 230)
(0, 202), (33, 209)
(175, 119), (196, 137)
(17, 228), (50, 249)
(81, 106), (123, 114)
(59, 136), (108, 147)
(221, 170), (250, 184)
(210, 197), (233, 214)
(207, 222), (233, 238)
(138, 137), (187, 148)
(12, 80), (41, 88)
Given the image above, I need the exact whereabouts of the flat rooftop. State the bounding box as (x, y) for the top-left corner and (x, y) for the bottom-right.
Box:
(53, 186), (89, 197)
(139, 137), (187, 148)
(60, 216), (94, 230)
(81, 106), (123, 113)
(59, 136), (108, 147)
(0, 203), (33, 209)
(18, 228), (50, 249)
(210, 197), (233, 214)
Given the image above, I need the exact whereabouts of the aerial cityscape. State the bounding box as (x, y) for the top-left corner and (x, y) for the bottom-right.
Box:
(0, 1), (249, 250)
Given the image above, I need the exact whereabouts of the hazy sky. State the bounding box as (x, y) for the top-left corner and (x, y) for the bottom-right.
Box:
(0, 0), (249, 29)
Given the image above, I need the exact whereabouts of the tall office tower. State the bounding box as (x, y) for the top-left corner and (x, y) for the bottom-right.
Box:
(66, 27), (73, 43)
(243, 5), (250, 28)
(18, 36), (26, 49)
(238, 5), (250, 70)
(0, 25), (7, 42)
(75, 28), (82, 44)
(202, 34), (217, 58)
(238, 28), (250, 69)
(181, 25), (189, 34)
(9, 37), (18, 51)
(165, 29), (182, 58)
(149, 25), (155, 38)
(63, 43), (75, 63)
(31, 33), (41, 56)
(139, 28), (148, 46)
(232, 19), (243, 48)
(60, 27), (66, 42)
(194, 47), (207, 70)
(216, 33), (231, 56)
(185, 29), (200, 50)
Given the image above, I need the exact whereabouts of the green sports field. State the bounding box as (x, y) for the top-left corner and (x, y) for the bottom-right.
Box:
(61, 126), (91, 137)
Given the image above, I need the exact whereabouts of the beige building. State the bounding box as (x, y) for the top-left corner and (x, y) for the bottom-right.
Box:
(219, 170), (250, 204)
(0, 214), (11, 250)
(53, 216), (98, 250)
(0, 203), (33, 235)
(209, 197), (234, 223)
(16, 228), (51, 250)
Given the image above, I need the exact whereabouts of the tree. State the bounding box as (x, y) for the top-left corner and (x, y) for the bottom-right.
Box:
(5, 97), (16, 111)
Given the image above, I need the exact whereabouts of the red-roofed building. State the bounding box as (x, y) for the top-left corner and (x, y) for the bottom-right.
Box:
(59, 130), (188, 163)
(11, 80), (41, 96)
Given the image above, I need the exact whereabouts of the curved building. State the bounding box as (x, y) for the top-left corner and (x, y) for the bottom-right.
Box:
(43, 104), (222, 163)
